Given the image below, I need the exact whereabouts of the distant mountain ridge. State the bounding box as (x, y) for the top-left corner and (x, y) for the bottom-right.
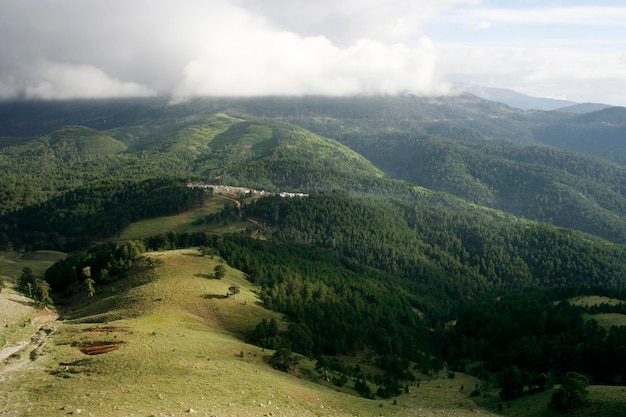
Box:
(459, 84), (577, 111)
(458, 84), (614, 113)
(553, 102), (614, 114)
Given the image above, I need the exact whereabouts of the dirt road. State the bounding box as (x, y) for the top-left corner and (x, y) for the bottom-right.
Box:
(0, 294), (58, 377)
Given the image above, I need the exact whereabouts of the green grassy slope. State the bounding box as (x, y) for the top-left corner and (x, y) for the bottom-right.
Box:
(1, 125), (126, 160)
(46, 125), (127, 156)
(113, 195), (243, 240)
(0, 250), (65, 347)
(1, 249), (497, 417)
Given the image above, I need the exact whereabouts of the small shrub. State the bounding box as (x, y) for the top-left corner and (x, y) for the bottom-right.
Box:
(268, 348), (300, 372)
(549, 372), (590, 412)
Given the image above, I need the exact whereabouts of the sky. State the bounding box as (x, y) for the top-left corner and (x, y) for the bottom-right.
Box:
(1, 0), (625, 105)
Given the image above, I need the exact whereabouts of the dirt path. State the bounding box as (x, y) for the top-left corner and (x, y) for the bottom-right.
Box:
(214, 194), (262, 228)
(0, 342), (29, 362)
(0, 309), (58, 377)
(214, 194), (242, 215)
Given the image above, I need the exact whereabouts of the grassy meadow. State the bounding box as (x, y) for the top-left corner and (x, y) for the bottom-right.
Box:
(0, 250), (66, 281)
(2, 245), (625, 416)
(584, 313), (626, 329)
(1, 248), (500, 417)
(114, 195), (252, 241)
(569, 295), (625, 308)
(570, 295), (626, 329)
(0, 250), (65, 346)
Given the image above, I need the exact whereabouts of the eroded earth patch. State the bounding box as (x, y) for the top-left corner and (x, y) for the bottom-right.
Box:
(78, 341), (125, 355)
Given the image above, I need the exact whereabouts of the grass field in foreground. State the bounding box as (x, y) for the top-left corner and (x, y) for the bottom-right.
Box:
(0, 251), (65, 347)
(2, 249), (624, 416)
(0, 248), (498, 417)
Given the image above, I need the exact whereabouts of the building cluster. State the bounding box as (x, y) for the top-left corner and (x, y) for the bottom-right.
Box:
(187, 182), (308, 198)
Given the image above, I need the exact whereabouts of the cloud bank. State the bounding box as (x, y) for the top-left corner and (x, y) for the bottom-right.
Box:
(1, 1), (625, 104)
(0, 0), (458, 101)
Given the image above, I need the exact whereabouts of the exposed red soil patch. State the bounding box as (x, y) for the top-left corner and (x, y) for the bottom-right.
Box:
(78, 341), (125, 355)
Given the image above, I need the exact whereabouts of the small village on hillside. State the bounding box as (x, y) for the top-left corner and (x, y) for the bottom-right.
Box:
(187, 182), (309, 198)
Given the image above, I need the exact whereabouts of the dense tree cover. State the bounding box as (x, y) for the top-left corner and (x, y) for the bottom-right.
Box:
(0, 178), (205, 251)
(332, 132), (626, 243)
(245, 193), (626, 295)
(42, 225), (626, 391)
(44, 240), (147, 293)
(212, 235), (435, 361)
(0, 146), (193, 216)
(446, 288), (626, 385)
(532, 107), (626, 165)
(226, 194), (626, 384)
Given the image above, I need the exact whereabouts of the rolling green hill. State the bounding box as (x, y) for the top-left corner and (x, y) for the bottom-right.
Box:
(1, 248), (500, 417)
(1, 125), (126, 161)
(0, 115), (381, 215)
(46, 125), (127, 156)
(204, 119), (383, 190)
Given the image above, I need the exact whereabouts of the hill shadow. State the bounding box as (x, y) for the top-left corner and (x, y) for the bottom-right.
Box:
(195, 273), (217, 280)
(7, 298), (37, 308)
(202, 294), (228, 300)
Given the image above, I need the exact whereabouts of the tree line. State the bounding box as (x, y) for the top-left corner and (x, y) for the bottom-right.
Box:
(0, 178), (205, 252)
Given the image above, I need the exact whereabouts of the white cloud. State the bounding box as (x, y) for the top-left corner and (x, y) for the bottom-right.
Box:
(467, 21), (492, 30)
(21, 62), (156, 100)
(173, 31), (450, 99)
(170, 2), (452, 98)
(0, 0), (456, 100)
(234, 0), (480, 44)
(0, 0), (624, 104)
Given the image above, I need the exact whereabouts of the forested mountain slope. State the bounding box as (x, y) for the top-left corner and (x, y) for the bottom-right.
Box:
(531, 107), (626, 164)
(0, 115), (380, 215)
(245, 193), (626, 295)
(337, 133), (626, 242)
